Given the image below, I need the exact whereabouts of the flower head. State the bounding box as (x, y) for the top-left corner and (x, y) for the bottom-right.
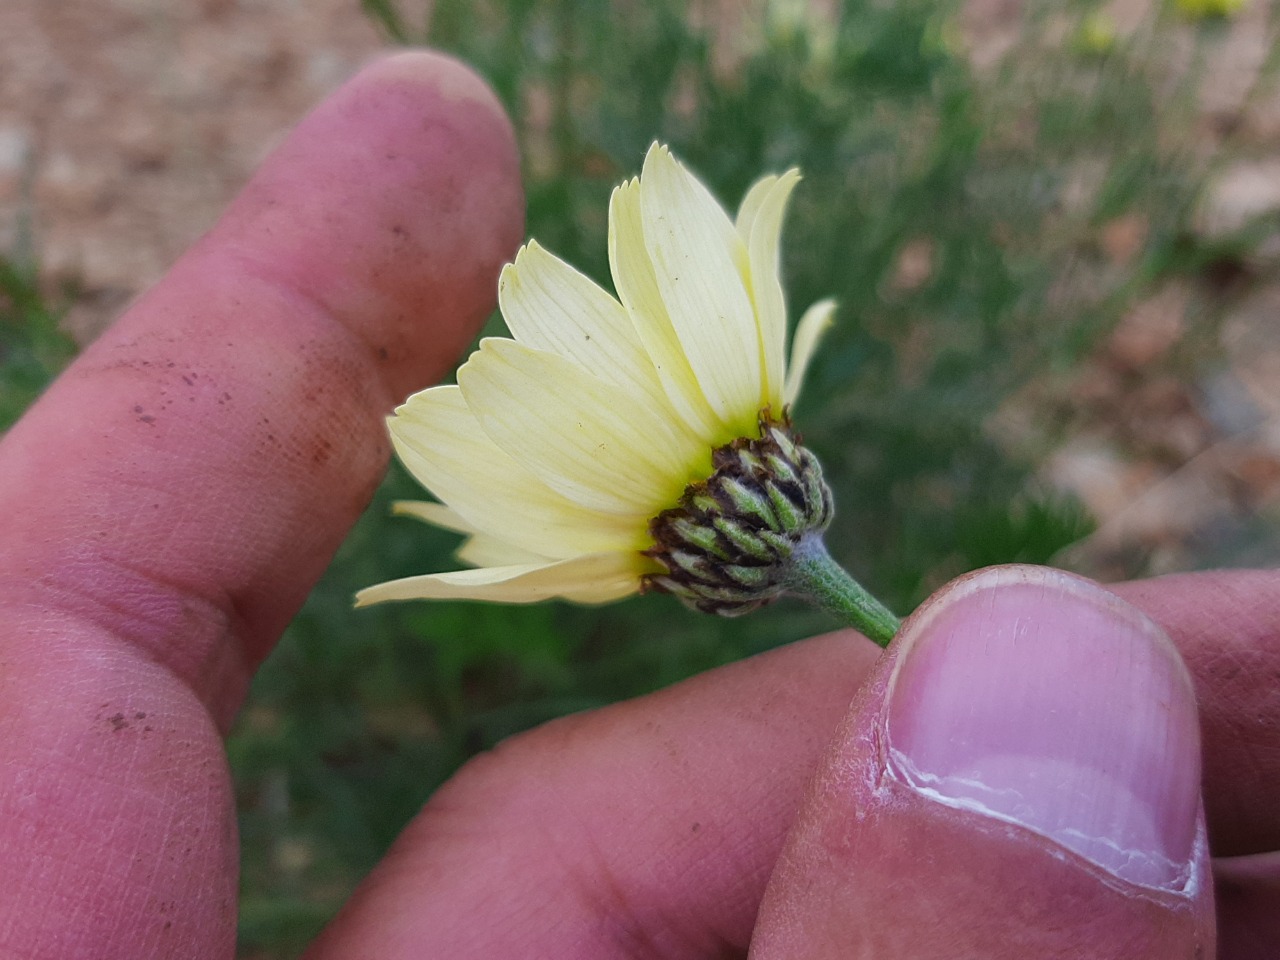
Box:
(356, 143), (836, 611)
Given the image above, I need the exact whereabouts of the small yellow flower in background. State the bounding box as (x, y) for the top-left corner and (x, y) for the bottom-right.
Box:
(1173, 0), (1246, 18)
(1074, 11), (1118, 55)
(355, 142), (837, 611)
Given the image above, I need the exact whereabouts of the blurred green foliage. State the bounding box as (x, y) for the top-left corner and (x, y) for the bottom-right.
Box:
(0, 254), (76, 430)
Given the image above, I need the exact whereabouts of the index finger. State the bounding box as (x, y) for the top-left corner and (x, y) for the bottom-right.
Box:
(0, 51), (522, 722)
(0, 51), (522, 958)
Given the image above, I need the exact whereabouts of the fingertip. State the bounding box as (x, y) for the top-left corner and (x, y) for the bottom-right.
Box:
(367, 49), (510, 118)
(886, 565), (1202, 890)
(209, 47), (525, 399)
(751, 564), (1214, 959)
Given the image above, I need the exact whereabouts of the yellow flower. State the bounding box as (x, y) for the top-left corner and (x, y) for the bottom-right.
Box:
(356, 143), (835, 609)
(1173, 0), (1246, 18)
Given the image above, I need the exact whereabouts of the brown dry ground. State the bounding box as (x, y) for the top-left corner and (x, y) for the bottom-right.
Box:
(0, 0), (383, 339)
(2, 0), (1279, 575)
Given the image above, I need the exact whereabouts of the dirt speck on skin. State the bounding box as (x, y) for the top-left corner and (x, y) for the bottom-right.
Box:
(311, 438), (335, 466)
(0, 0), (385, 341)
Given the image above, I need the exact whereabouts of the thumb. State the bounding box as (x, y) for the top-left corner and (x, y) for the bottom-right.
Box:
(750, 565), (1214, 959)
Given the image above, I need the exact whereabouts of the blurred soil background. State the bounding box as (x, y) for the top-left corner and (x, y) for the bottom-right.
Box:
(2, 0), (1279, 955)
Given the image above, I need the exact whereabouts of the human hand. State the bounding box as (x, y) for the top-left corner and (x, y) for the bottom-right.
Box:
(2, 51), (1276, 960)
(0, 51), (523, 956)
(300, 565), (1277, 960)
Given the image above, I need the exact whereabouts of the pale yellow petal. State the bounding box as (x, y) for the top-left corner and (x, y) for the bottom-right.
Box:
(456, 533), (555, 568)
(735, 174), (780, 245)
(740, 169), (801, 410)
(458, 338), (708, 514)
(639, 143), (761, 436)
(391, 385), (643, 557)
(391, 500), (557, 567)
(608, 177), (722, 440)
(784, 298), (837, 407)
(393, 500), (558, 567)
(391, 500), (473, 533)
(354, 551), (648, 607)
(498, 241), (673, 416)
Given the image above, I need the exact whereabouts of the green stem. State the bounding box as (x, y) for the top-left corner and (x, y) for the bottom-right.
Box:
(783, 536), (900, 647)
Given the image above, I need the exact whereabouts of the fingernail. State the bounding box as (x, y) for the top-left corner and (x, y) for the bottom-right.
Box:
(885, 566), (1202, 891)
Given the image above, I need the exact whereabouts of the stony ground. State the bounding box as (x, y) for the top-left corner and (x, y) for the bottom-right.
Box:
(0, 0), (384, 339)
(2, 0), (1278, 575)
(1041, 2), (1280, 576)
